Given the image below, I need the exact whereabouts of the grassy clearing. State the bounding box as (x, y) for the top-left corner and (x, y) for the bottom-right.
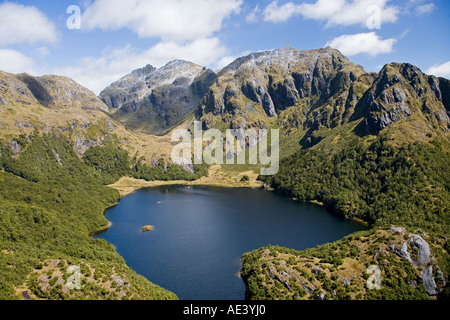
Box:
(109, 164), (262, 198)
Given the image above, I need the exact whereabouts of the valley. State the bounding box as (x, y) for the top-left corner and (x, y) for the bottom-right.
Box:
(0, 46), (449, 301)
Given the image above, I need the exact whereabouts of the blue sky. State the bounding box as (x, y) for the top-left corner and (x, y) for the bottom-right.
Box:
(0, 0), (449, 94)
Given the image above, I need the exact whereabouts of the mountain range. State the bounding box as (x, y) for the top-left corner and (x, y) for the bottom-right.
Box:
(99, 46), (449, 148)
(2, 46), (448, 156)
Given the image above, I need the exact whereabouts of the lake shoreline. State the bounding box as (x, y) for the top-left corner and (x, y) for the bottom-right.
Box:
(108, 165), (263, 198)
(103, 164), (370, 231)
(90, 165), (263, 235)
(93, 184), (368, 300)
(91, 170), (370, 299)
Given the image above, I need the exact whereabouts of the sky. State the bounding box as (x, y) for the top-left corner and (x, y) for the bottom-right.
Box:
(0, 0), (449, 95)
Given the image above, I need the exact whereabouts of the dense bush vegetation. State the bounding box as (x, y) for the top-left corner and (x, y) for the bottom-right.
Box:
(82, 141), (131, 184)
(132, 158), (209, 182)
(0, 133), (203, 300)
(1, 133), (108, 185)
(243, 136), (450, 300)
(261, 136), (450, 235)
(241, 226), (449, 300)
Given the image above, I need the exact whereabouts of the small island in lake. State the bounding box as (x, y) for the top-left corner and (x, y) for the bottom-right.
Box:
(141, 225), (155, 232)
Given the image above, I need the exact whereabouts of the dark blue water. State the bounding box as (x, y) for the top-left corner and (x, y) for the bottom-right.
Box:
(94, 185), (367, 300)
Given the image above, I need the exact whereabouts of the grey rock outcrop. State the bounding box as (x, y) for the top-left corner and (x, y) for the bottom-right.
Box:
(0, 94), (7, 105)
(10, 141), (21, 156)
(409, 234), (431, 267)
(173, 157), (195, 174)
(389, 232), (441, 297)
(100, 60), (217, 135)
(420, 265), (437, 296)
(362, 63), (450, 134)
(262, 92), (276, 117)
(392, 233), (432, 268)
(390, 226), (406, 234)
(398, 242), (413, 264)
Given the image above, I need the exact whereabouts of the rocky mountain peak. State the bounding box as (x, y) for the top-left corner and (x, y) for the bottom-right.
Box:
(96, 46), (449, 143)
(199, 47), (366, 132)
(227, 47), (349, 74)
(361, 61), (450, 135)
(99, 59), (216, 135)
(148, 60), (205, 88)
(131, 64), (156, 77)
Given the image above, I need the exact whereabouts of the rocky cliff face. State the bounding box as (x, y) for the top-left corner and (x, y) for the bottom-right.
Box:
(198, 47), (368, 131)
(359, 63), (450, 135)
(100, 60), (216, 135)
(194, 47), (449, 145)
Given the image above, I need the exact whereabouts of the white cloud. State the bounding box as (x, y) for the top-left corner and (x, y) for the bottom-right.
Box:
(53, 38), (230, 95)
(326, 32), (397, 56)
(415, 3), (436, 15)
(262, 0), (399, 27)
(145, 38), (229, 68)
(81, 0), (243, 42)
(0, 3), (58, 46)
(245, 5), (260, 23)
(53, 0), (244, 94)
(426, 61), (450, 79)
(0, 49), (35, 74)
(263, 1), (303, 23)
(34, 46), (50, 58)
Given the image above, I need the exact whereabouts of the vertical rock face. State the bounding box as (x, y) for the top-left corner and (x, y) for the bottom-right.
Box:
(262, 92), (276, 117)
(99, 61), (217, 135)
(361, 63), (450, 134)
(421, 265), (437, 296)
(197, 46), (367, 131)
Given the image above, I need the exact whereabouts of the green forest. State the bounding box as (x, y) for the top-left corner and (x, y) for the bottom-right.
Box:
(261, 136), (450, 234)
(242, 136), (450, 300)
(0, 133), (194, 300)
(1, 130), (449, 300)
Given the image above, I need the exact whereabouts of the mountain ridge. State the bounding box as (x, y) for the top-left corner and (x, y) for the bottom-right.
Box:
(99, 59), (216, 135)
(3, 45), (449, 157)
(96, 46), (450, 148)
(0, 69), (174, 161)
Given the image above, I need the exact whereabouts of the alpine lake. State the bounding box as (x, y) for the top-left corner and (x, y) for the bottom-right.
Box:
(94, 185), (367, 300)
